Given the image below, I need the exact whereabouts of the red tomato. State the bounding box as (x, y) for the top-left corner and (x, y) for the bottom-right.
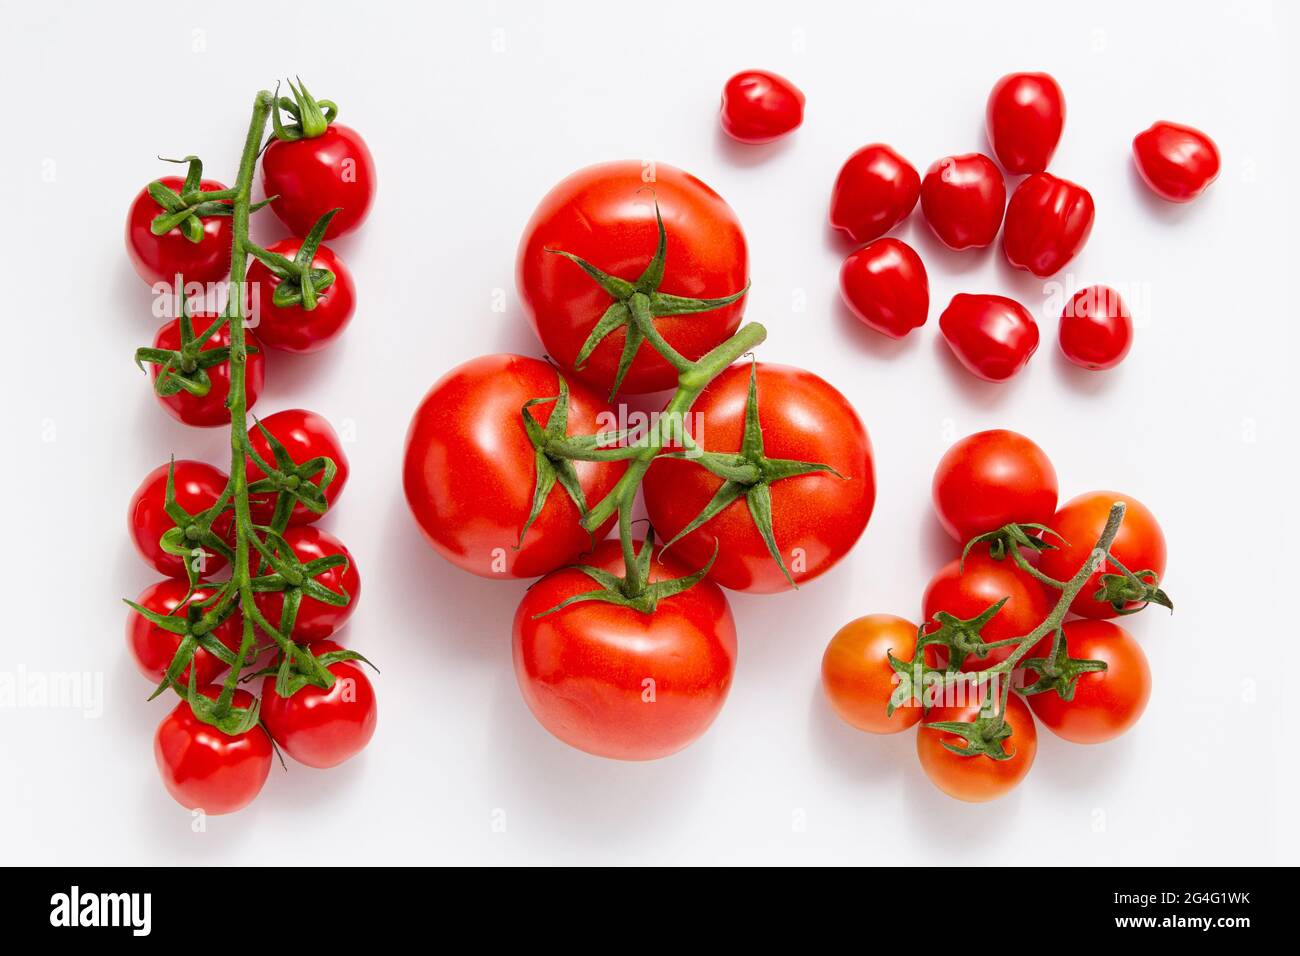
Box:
(919, 153), (1006, 250)
(149, 312), (266, 427)
(261, 124), (376, 239)
(719, 69), (805, 143)
(517, 161), (748, 394)
(822, 614), (924, 734)
(1025, 620), (1151, 744)
(939, 293), (1039, 382)
(513, 539), (736, 760)
(155, 687), (272, 814)
(125, 176), (232, 287)
(1132, 121), (1220, 203)
(1038, 491), (1167, 619)
(128, 460), (231, 578)
(932, 429), (1058, 543)
(260, 640), (377, 768)
(245, 409), (350, 526)
(1002, 173), (1095, 277)
(643, 363), (875, 593)
(126, 580), (242, 686)
(985, 72), (1065, 174)
(254, 526), (360, 643)
(916, 690), (1037, 802)
(838, 238), (929, 338)
(247, 240), (355, 353)
(1059, 285), (1133, 370)
(829, 144), (921, 244)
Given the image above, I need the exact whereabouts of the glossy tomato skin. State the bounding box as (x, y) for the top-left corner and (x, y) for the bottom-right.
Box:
(720, 70), (805, 143)
(150, 313), (266, 427)
(128, 460), (231, 578)
(125, 176), (232, 287)
(829, 144), (921, 244)
(1132, 121), (1220, 203)
(513, 540), (737, 761)
(838, 238), (929, 338)
(917, 691), (1037, 802)
(1059, 285), (1133, 370)
(939, 293), (1039, 382)
(260, 640), (377, 768)
(127, 580), (242, 686)
(261, 124), (376, 239)
(919, 153), (1006, 249)
(254, 526), (360, 643)
(404, 354), (626, 579)
(245, 409), (349, 526)
(1003, 173), (1095, 277)
(822, 614), (924, 734)
(1038, 491), (1167, 619)
(932, 429), (1058, 543)
(517, 161), (748, 394)
(154, 687), (272, 815)
(985, 72), (1065, 174)
(643, 363), (875, 593)
(247, 240), (355, 353)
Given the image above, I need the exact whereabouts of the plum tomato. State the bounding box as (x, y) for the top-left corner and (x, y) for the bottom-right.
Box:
(829, 144), (921, 244)
(154, 686), (272, 814)
(125, 176), (232, 287)
(932, 429), (1058, 543)
(822, 614), (924, 734)
(128, 459), (232, 578)
(247, 239), (355, 353)
(1058, 285), (1133, 370)
(245, 408), (350, 526)
(260, 640), (377, 768)
(919, 153), (1006, 250)
(838, 237), (929, 338)
(985, 72), (1065, 174)
(939, 293), (1040, 382)
(261, 124), (376, 239)
(1002, 173), (1095, 277)
(1132, 121), (1220, 203)
(719, 69), (805, 143)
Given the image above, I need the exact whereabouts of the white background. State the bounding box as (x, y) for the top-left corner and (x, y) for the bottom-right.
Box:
(1, 0), (1296, 865)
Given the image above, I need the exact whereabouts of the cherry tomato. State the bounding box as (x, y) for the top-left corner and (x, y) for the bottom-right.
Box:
(260, 640), (377, 768)
(128, 460), (231, 578)
(254, 526), (360, 643)
(149, 312), (266, 427)
(404, 354), (627, 579)
(261, 124), (376, 239)
(1059, 285), (1133, 370)
(1002, 173), (1095, 277)
(155, 687), (271, 814)
(939, 293), (1039, 382)
(916, 690), (1037, 802)
(643, 363), (875, 594)
(125, 176), (232, 287)
(932, 429), (1058, 543)
(838, 238), (929, 338)
(1132, 121), (1220, 203)
(513, 539), (736, 760)
(919, 153), (1006, 250)
(829, 144), (921, 244)
(126, 580), (242, 686)
(247, 239), (355, 353)
(719, 69), (805, 144)
(1038, 491), (1167, 619)
(517, 161), (748, 394)
(245, 409), (350, 526)
(822, 614), (924, 734)
(985, 72), (1065, 174)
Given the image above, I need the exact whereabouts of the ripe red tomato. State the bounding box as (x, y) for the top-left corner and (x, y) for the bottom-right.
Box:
(1002, 173), (1095, 277)
(260, 640), (377, 768)
(247, 240), (355, 353)
(822, 614), (924, 734)
(931, 429), (1058, 543)
(261, 124), (376, 239)
(150, 313), (266, 427)
(916, 690), (1037, 802)
(1132, 121), (1220, 203)
(1038, 491), (1167, 619)
(513, 539), (736, 760)
(154, 687), (272, 814)
(838, 237), (929, 338)
(1059, 285), (1133, 370)
(985, 72), (1065, 174)
(719, 69), (805, 143)
(126, 580), (242, 686)
(245, 409), (350, 526)
(939, 293), (1039, 382)
(643, 363), (875, 593)
(1024, 620), (1151, 744)
(125, 176), (232, 287)
(829, 144), (921, 244)
(128, 460), (231, 578)
(254, 526), (360, 643)
(517, 161), (748, 395)
(919, 153), (1006, 250)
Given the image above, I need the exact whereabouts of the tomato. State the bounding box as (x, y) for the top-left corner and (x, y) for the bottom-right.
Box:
(1132, 121), (1220, 203)
(932, 429), (1058, 543)
(828, 144), (920, 244)
(247, 239), (355, 353)
(149, 312), (266, 427)
(125, 176), (232, 287)
(1038, 491), (1168, 619)
(919, 153), (1006, 250)
(1002, 173), (1095, 277)
(126, 580), (242, 686)
(985, 72), (1065, 174)
(260, 640), (377, 768)
(254, 526), (360, 643)
(513, 539), (736, 760)
(939, 293), (1039, 382)
(261, 124), (376, 239)
(822, 614), (924, 734)
(719, 69), (805, 143)
(1059, 285), (1133, 370)
(643, 363), (875, 593)
(245, 409), (350, 526)
(838, 238), (929, 338)
(404, 354), (627, 579)
(1024, 620), (1151, 744)
(128, 460), (231, 578)
(154, 686), (272, 814)
(916, 690), (1037, 802)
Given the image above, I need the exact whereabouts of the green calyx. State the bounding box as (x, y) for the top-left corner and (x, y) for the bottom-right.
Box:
(1019, 627), (1108, 700)
(153, 457), (236, 588)
(135, 293), (252, 401)
(1094, 564), (1174, 615)
(147, 155), (273, 242)
(962, 522), (1063, 565)
(270, 77), (337, 142)
(518, 372), (601, 549)
(244, 419), (339, 528)
(125, 585), (241, 703)
(249, 209), (339, 311)
(916, 598), (1008, 672)
(924, 709), (1019, 762)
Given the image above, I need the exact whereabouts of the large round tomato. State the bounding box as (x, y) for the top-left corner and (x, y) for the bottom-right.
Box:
(513, 539), (736, 761)
(150, 313), (266, 427)
(154, 687), (272, 814)
(254, 526), (360, 643)
(128, 460), (231, 578)
(916, 690), (1037, 802)
(247, 240), (355, 353)
(126, 580), (242, 686)
(642, 363), (875, 593)
(985, 72), (1065, 174)
(931, 429), (1058, 543)
(517, 161), (749, 395)
(719, 70), (805, 144)
(1132, 121), (1220, 203)
(245, 409), (350, 526)
(260, 640), (377, 768)
(125, 176), (232, 287)
(822, 614), (924, 734)
(261, 124), (376, 239)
